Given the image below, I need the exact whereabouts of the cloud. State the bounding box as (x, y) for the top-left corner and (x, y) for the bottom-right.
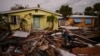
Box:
(71, 0), (100, 13)
(67, 0), (81, 5)
(40, 0), (70, 12)
(41, 0), (69, 9)
(0, 0), (100, 13)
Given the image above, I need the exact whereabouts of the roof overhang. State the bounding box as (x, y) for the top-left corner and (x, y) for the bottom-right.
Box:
(0, 7), (62, 16)
(69, 15), (97, 18)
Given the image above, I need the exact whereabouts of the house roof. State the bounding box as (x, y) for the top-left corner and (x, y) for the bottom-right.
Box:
(59, 15), (97, 19)
(69, 15), (97, 18)
(0, 7), (62, 16)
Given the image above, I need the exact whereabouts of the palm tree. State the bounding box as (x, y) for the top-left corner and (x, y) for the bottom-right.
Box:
(47, 15), (58, 30)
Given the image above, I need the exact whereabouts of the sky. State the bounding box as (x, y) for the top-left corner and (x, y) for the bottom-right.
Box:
(0, 0), (100, 13)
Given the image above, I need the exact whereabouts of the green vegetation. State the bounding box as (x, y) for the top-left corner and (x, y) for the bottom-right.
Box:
(20, 18), (27, 31)
(56, 5), (72, 20)
(47, 15), (58, 30)
(84, 3), (100, 36)
(0, 14), (12, 33)
(84, 3), (100, 26)
(84, 7), (94, 15)
(93, 3), (100, 27)
(84, 3), (100, 16)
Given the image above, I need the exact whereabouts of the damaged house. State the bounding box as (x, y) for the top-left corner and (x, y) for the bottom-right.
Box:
(0, 7), (100, 56)
(0, 7), (61, 32)
(59, 15), (97, 28)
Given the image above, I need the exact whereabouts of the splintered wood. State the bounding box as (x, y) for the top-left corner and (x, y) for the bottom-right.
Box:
(20, 32), (65, 56)
(0, 30), (99, 56)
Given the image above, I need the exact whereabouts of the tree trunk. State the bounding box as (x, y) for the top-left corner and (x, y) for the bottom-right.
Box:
(51, 22), (54, 30)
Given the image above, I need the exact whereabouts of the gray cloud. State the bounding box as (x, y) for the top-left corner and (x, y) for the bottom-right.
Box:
(71, 0), (100, 13)
(0, 0), (100, 13)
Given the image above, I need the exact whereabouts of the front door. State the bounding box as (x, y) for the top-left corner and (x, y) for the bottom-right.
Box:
(33, 16), (40, 29)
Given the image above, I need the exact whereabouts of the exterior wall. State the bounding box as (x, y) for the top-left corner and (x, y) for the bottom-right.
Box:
(66, 17), (95, 28)
(6, 9), (59, 31)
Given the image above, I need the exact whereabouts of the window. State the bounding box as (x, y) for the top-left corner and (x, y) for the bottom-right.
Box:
(85, 18), (92, 24)
(73, 18), (81, 24)
(11, 15), (20, 24)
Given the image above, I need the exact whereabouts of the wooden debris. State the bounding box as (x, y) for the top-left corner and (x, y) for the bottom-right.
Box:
(0, 29), (99, 56)
(29, 35), (44, 53)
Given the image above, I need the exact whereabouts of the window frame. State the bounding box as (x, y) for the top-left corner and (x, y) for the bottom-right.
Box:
(11, 15), (20, 24)
(73, 17), (82, 24)
(85, 18), (92, 25)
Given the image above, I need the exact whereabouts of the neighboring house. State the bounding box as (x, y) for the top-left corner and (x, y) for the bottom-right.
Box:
(59, 15), (97, 28)
(1, 7), (61, 31)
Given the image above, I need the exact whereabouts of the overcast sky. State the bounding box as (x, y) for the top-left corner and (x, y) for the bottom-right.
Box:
(0, 0), (100, 13)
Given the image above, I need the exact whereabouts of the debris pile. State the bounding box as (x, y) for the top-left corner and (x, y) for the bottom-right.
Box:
(20, 32), (65, 56)
(0, 29), (99, 56)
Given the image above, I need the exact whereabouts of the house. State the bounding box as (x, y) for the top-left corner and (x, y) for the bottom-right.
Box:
(59, 15), (97, 28)
(1, 7), (61, 31)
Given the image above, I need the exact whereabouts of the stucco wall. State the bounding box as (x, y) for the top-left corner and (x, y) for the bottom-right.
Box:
(7, 9), (59, 31)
